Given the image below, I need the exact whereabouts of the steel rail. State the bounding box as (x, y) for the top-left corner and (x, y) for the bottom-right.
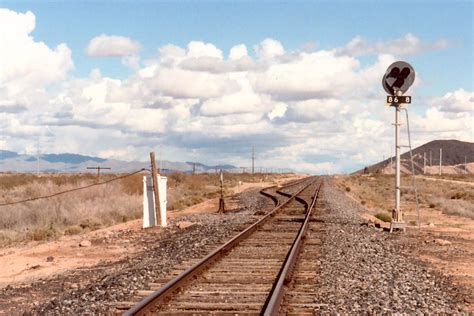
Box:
(124, 176), (317, 316)
(262, 179), (323, 315)
(260, 176), (309, 207)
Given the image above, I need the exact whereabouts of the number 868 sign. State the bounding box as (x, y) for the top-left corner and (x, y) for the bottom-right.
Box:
(387, 96), (411, 104)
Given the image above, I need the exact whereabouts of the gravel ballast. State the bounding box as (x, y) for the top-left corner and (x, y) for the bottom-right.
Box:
(311, 177), (467, 313)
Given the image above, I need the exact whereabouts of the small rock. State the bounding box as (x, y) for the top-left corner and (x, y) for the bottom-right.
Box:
(70, 283), (79, 289)
(28, 264), (41, 270)
(46, 256), (54, 262)
(79, 240), (92, 247)
(177, 221), (196, 229)
(428, 222), (435, 227)
(433, 238), (451, 245)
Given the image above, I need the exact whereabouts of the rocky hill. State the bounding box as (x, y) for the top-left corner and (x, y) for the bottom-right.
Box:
(356, 140), (474, 175)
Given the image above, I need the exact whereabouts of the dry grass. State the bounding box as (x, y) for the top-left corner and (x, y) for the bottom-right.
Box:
(0, 172), (288, 246)
(336, 174), (474, 220)
(0, 174), (141, 246)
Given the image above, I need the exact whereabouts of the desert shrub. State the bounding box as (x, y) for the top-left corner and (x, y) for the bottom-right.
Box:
(375, 213), (392, 222)
(64, 226), (82, 235)
(361, 200), (366, 205)
(345, 186), (351, 192)
(432, 197), (474, 219)
(27, 223), (58, 241)
(451, 192), (467, 200)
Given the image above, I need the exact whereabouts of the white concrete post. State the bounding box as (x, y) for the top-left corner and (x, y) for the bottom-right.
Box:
(143, 175), (156, 228)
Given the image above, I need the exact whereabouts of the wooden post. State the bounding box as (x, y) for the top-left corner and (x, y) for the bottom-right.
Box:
(218, 169), (225, 213)
(150, 152), (161, 225)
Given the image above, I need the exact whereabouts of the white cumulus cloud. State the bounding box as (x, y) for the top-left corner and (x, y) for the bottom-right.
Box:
(430, 89), (473, 113)
(0, 8), (74, 110)
(86, 34), (141, 57)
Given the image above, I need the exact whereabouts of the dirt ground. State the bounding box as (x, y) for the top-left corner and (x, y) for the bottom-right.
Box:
(0, 174), (301, 290)
(334, 175), (474, 310)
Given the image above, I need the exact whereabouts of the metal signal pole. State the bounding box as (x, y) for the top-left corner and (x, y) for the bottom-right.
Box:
(395, 101), (402, 222)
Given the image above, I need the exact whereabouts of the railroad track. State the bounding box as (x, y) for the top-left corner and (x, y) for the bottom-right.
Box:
(121, 176), (323, 315)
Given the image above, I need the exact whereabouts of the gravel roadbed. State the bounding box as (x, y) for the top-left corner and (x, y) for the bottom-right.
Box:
(311, 177), (468, 313)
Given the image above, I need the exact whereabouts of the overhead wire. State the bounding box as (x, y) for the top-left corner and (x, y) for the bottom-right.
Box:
(0, 169), (147, 207)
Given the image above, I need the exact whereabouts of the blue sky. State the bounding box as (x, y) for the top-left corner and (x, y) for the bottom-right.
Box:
(4, 0), (472, 93)
(0, 1), (472, 173)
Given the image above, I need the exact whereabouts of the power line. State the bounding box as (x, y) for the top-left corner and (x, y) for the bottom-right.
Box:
(0, 169), (146, 207)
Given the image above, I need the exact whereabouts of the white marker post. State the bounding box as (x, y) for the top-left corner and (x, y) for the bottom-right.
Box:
(143, 175), (156, 228)
(382, 61), (415, 233)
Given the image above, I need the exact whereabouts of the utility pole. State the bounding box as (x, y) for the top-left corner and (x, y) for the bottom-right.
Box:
(423, 152), (426, 174)
(87, 166), (111, 181)
(430, 151), (432, 167)
(251, 147), (255, 175)
(192, 163), (196, 175)
(465, 156), (468, 174)
(150, 152), (161, 226)
(439, 148), (442, 176)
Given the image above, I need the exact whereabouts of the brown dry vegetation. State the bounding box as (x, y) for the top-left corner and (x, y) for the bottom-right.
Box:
(0, 172), (284, 246)
(336, 174), (474, 222)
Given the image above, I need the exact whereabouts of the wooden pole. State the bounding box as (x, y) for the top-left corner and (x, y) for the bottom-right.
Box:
(150, 152), (161, 225)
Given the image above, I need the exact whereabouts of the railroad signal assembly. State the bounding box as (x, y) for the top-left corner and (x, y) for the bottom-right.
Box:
(382, 61), (415, 233)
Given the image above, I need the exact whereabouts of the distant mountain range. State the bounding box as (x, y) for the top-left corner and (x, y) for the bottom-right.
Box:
(0, 151), (238, 174)
(355, 139), (474, 175)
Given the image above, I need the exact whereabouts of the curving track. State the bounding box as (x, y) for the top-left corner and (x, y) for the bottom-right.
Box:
(122, 176), (323, 315)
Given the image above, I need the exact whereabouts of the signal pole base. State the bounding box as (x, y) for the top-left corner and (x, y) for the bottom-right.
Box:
(390, 221), (406, 233)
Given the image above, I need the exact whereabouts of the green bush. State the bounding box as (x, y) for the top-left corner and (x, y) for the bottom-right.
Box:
(374, 213), (391, 222)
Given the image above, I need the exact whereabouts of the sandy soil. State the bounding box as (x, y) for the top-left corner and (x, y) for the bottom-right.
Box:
(0, 175), (302, 289)
(334, 175), (474, 309)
